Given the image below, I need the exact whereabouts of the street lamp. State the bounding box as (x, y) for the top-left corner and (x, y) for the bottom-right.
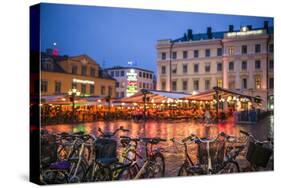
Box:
(142, 89), (150, 121)
(68, 88), (81, 121)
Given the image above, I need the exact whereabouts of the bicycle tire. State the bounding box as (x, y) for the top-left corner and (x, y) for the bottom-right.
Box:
(219, 161), (240, 174)
(178, 164), (205, 176)
(68, 158), (88, 183)
(93, 166), (112, 181)
(145, 152), (165, 178)
(118, 163), (140, 180)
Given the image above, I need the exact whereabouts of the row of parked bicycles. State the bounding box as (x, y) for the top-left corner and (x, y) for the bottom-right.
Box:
(40, 127), (273, 184)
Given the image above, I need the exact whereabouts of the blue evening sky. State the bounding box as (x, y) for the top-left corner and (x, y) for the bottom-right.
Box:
(40, 3), (273, 72)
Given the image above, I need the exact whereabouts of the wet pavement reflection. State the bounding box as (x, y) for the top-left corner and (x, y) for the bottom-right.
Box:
(44, 115), (273, 176)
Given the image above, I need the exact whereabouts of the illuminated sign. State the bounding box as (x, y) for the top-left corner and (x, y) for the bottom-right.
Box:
(226, 29), (264, 37)
(73, 78), (94, 85)
(126, 69), (138, 97)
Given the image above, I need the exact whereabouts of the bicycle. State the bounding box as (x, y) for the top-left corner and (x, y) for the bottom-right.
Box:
(42, 132), (96, 184)
(170, 132), (241, 176)
(84, 126), (131, 182)
(239, 130), (273, 171)
(118, 137), (167, 179)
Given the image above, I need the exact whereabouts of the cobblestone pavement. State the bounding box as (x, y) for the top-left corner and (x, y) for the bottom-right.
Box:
(44, 115), (274, 177)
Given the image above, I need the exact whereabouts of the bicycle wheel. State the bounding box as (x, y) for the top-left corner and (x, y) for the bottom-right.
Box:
(145, 152), (165, 178)
(68, 158), (88, 183)
(178, 164), (204, 176)
(42, 170), (68, 184)
(220, 161), (240, 174)
(93, 167), (112, 181)
(118, 164), (140, 180)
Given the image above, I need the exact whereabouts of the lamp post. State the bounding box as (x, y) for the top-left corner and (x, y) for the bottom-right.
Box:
(142, 89), (150, 121)
(68, 88), (81, 121)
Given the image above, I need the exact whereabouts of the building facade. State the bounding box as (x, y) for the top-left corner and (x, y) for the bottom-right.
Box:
(104, 66), (155, 98)
(156, 21), (273, 110)
(41, 53), (116, 98)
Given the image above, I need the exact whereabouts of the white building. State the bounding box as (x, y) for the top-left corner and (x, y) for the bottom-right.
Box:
(156, 21), (273, 110)
(105, 66), (155, 98)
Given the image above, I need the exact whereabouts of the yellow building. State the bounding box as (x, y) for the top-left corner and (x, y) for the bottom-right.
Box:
(41, 54), (116, 98)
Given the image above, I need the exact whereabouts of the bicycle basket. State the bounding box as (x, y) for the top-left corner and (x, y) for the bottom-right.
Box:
(197, 140), (225, 166)
(246, 141), (272, 168)
(94, 138), (117, 159)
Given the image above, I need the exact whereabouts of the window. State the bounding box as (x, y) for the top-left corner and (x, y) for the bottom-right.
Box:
(172, 51), (177, 59)
(193, 80), (199, 91)
(121, 82), (125, 88)
(194, 64), (199, 73)
(149, 74), (152, 79)
(90, 67), (95, 77)
(255, 60), (261, 69)
(172, 81), (177, 91)
(121, 70), (125, 76)
(269, 78), (274, 89)
(183, 64), (188, 74)
(101, 86), (106, 95)
(242, 78), (247, 89)
(81, 84), (86, 94)
(255, 77), (261, 89)
(72, 65), (78, 74)
(81, 65), (87, 76)
(161, 52), (166, 60)
(205, 80), (210, 90)
(90, 85), (95, 94)
(217, 48), (222, 56)
(108, 86), (112, 96)
(116, 82), (120, 88)
(55, 81), (61, 94)
(194, 50), (199, 58)
(229, 62), (234, 71)
(241, 45), (247, 54)
(110, 71), (114, 77)
(120, 92), (125, 98)
(143, 82), (145, 88)
(182, 80), (188, 90)
(139, 82), (142, 89)
(269, 60), (274, 69)
(41, 80), (48, 92)
(255, 44), (261, 53)
(205, 49), (210, 57)
(269, 44), (273, 53)
(161, 66), (166, 74)
(242, 61), (247, 70)
(172, 64), (177, 74)
(183, 51), (188, 59)
(217, 79), (223, 87)
(115, 71), (120, 77)
(228, 47), (235, 55)
(116, 92), (119, 98)
(143, 72), (146, 77)
(161, 81), (166, 90)
(205, 63), (211, 72)
(139, 71), (142, 77)
(217, 63), (222, 72)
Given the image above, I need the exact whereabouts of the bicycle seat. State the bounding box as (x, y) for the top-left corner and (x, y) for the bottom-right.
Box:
(49, 160), (71, 170)
(96, 157), (118, 167)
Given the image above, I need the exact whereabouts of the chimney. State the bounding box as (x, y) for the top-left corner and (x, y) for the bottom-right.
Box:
(187, 29), (193, 40)
(207, 27), (212, 39)
(229, 25), (234, 32)
(247, 25), (252, 30)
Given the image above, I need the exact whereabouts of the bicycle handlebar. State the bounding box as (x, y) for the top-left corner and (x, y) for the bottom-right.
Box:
(98, 126), (130, 138)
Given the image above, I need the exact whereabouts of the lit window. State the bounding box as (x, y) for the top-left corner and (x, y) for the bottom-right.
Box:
(217, 79), (223, 87)
(255, 77), (261, 89)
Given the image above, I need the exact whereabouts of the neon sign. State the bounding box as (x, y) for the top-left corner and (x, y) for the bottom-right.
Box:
(126, 69), (138, 97)
(226, 29), (264, 37)
(73, 78), (95, 85)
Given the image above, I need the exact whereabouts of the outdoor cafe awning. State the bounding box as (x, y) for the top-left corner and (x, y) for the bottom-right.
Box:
(181, 87), (262, 103)
(120, 89), (191, 103)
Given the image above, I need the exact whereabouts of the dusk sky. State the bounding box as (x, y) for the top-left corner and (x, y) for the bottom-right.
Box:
(40, 3), (273, 72)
